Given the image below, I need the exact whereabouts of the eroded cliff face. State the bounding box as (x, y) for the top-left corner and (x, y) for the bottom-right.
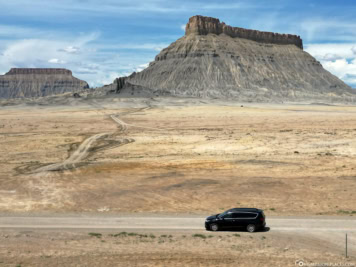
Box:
(114, 15), (354, 103)
(185, 15), (303, 49)
(0, 68), (89, 98)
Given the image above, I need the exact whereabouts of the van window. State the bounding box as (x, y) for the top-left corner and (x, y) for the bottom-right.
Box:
(233, 212), (257, 219)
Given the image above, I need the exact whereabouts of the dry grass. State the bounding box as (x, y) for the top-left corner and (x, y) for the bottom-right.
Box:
(0, 99), (356, 215)
(0, 229), (354, 267)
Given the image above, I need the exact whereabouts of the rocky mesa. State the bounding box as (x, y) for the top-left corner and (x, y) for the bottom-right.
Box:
(185, 15), (303, 49)
(111, 15), (354, 103)
(0, 68), (89, 99)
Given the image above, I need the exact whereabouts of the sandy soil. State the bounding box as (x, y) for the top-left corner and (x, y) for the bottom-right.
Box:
(0, 228), (354, 267)
(0, 97), (356, 215)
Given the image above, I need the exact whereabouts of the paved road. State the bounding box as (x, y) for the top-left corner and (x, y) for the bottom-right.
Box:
(0, 215), (355, 232)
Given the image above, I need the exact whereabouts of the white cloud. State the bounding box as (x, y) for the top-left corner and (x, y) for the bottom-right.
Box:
(0, 33), (113, 87)
(58, 46), (80, 54)
(306, 43), (356, 87)
(322, 53), (343, 61)
(48, 58), (66, 64)
(180, 24), (186, 31)
(352, 46), (356, 55)
(323, 58), (356, 80)
(305, 43), (356, 61)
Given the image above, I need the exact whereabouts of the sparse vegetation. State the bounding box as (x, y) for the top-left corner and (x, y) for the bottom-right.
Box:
(192, 234), (207, 239)
(337, 210), (356, 215)
(233, 234), (241, 237)
(111, 232), (127, 237)
(128, 232), (138, 237)
(88, 232), (102, 238)
(111, 232), (158, 238)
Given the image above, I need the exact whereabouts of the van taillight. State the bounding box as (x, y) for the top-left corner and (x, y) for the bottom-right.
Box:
(260, 217), (264, 221)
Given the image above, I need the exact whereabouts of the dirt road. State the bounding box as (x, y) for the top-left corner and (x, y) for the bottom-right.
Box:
(0, 214), (354, 231)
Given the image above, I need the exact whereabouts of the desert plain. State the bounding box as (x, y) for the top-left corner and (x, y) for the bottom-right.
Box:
(0, 97), (355, 266)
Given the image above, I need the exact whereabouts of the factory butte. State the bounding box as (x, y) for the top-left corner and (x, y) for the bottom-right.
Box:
(0, 15), (354, 102)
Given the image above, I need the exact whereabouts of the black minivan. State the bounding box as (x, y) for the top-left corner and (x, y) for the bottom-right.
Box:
(205, 208), (266, 232)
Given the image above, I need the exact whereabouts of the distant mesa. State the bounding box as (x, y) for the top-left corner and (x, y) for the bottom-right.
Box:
(107, 15), (354, 103)
(6, 68), (73, 75)
(0, 68), (89, 99)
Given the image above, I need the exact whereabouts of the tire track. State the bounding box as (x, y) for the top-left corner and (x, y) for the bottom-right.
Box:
(33, 101), (151, 174)
(34, 132), (108, 172)
(110, 114), (160, 131)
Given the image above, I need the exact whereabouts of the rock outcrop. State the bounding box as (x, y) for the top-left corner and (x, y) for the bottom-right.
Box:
(108, 15), (355, 103)
(185, 15), (303, 49)
(0, 68), (89, 99)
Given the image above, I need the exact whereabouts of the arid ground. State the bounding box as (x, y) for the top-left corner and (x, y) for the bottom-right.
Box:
(0, 226), (354, 267)
(1, 98), (355, 215)
(0, 97), (356, 266)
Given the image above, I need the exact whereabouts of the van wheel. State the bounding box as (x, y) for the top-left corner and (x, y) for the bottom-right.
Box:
(246, 224), (256, 233)
(210, 223), (219, 231)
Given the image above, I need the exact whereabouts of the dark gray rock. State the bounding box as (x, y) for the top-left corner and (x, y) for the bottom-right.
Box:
(0, 68), (89, 99)
(107, 16), (355, 103)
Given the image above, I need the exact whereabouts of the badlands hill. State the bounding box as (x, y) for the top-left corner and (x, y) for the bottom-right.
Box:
(110, 15), (354, 102)
(0, 68), (89, 99)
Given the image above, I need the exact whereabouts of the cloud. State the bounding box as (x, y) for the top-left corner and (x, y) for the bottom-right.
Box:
(58, 46), (80, 54)
(322, 58), (356, 88)
(322, 53), (343, 61)
(305, 43), (356, 87)
(180, 24), (186, 31)
(48, 58), (66, 64)
(352, 46), (356, 55)
(0, 36), (159, 87)
(305, 44), (356, 61)
(0, 33), (115, 87)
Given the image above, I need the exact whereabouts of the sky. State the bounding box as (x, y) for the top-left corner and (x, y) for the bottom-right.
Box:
(1, 0), (356, 88)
